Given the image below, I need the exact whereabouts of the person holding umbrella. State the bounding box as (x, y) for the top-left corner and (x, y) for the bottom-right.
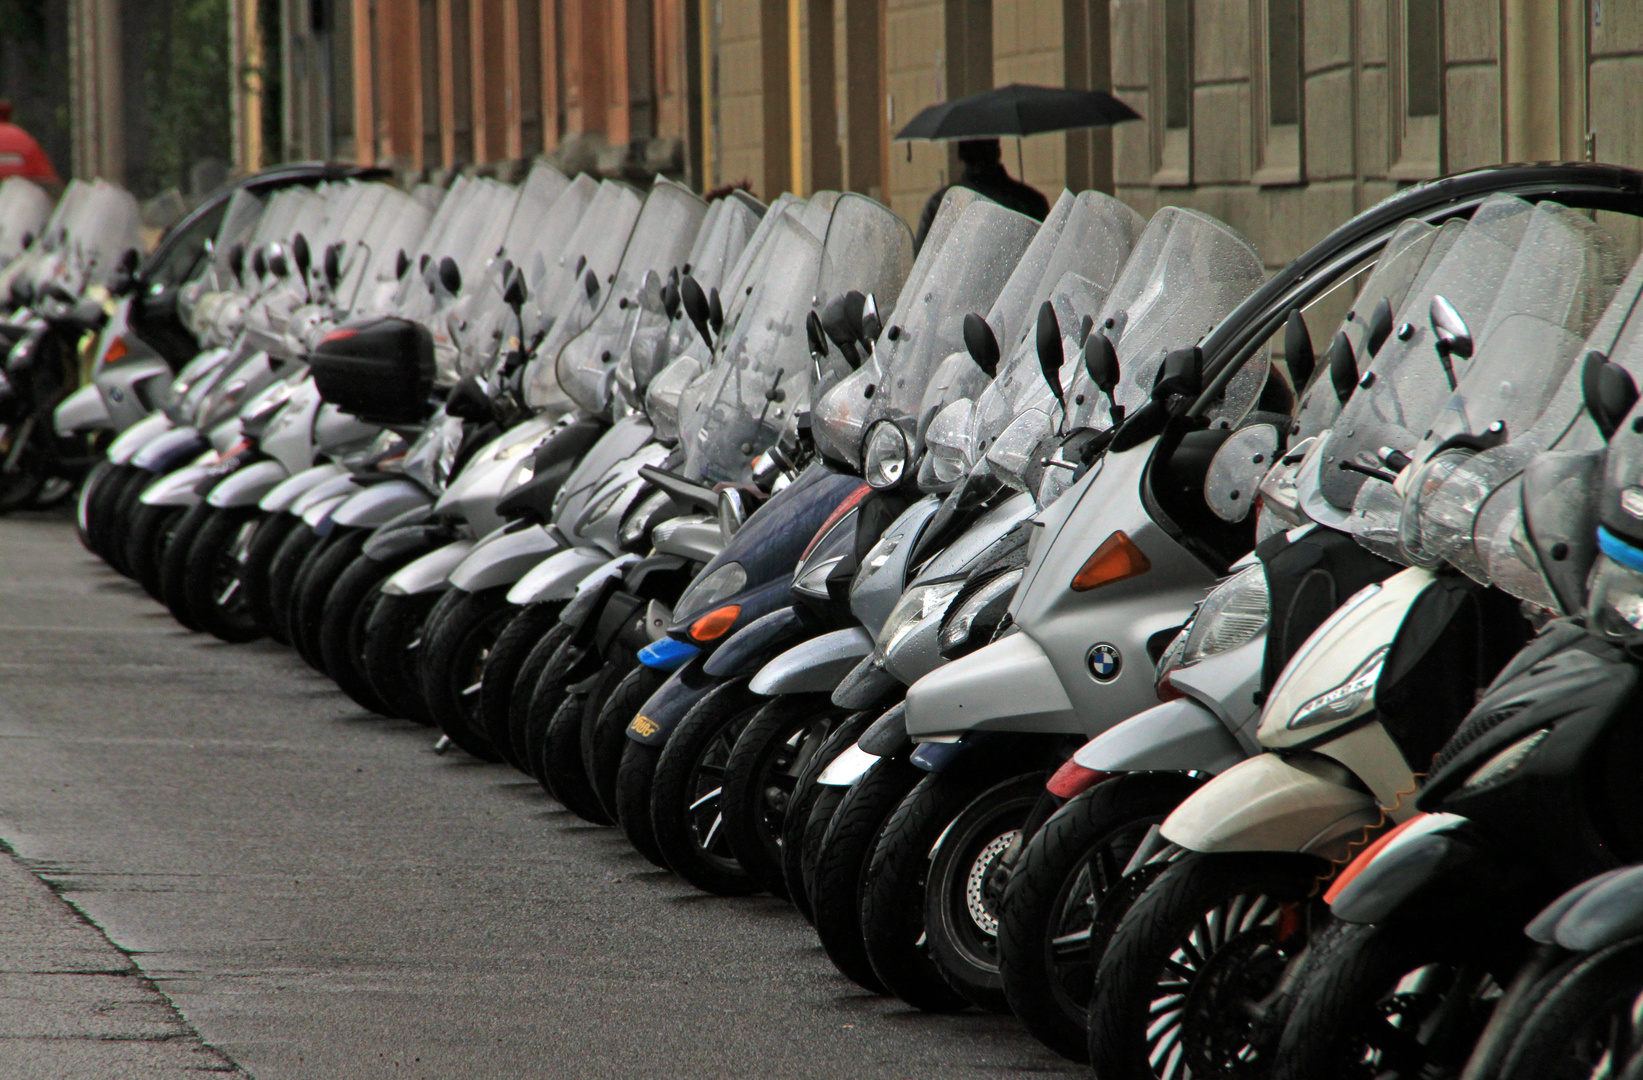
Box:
(901, 83), (1141, 251)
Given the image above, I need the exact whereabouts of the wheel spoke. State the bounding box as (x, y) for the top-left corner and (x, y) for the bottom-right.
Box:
(688, 786), (723, 812)
(701, 812), (723, 850)
(215, 577), (240, 606)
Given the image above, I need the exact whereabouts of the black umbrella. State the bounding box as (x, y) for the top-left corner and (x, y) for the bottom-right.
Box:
(894, 83), (1140, 141)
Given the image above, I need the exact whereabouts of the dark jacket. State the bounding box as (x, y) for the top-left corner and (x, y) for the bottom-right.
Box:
(914, 162), (1050, 252)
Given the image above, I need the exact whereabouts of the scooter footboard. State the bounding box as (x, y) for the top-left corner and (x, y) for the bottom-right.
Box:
(1161, 751), (1383, 861)
(904, 632), (1078, 737)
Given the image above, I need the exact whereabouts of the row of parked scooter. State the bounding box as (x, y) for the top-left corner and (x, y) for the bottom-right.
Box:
(19, 155), (1643, 1078)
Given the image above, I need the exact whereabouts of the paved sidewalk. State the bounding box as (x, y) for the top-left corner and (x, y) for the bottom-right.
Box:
(0, 844), (240, 1078)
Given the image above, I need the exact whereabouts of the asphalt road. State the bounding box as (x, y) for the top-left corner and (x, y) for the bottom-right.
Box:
(0, 510), (1081, 1080)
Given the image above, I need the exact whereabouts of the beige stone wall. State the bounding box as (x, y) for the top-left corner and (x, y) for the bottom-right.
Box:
(885, 0), (949, 222)
(716, 0), (766, 194)
(992, 0), (1067, 201)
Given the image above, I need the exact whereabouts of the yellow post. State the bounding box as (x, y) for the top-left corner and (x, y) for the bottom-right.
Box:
(788, 0), (802, 195)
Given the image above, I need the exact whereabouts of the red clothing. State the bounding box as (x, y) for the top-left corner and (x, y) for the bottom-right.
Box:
(0, 122), (57, 182)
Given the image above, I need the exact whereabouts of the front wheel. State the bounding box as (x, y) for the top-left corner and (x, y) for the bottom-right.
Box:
(240, 512), (301, 644)
(781, 709), (879, 923)
(124, 500), (185, 601)
(477, 602), (564, 773)
(316, 552), (408, 716)
(1086, 850), (1325, 1080)
(157, 502), (213, 631)
(419, 586), (513, 761)
(585, 660), (665, 823)
(997, 771), (1205, 1061)
(1497, 938), (1643, 1080)
(1273, 919), (1502, 1080)
(360, 590), (441, 725)
(180, 506), (266, 643)
(649, 678), (764, 896)
(290, 527), (368, 665)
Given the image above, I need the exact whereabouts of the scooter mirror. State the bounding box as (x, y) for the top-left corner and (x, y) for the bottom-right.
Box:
(1366, 297), (1394, 357)
(717, 487), (747, 541)
(821, 293), (863, 369)
(708, 287), (724, 334)
(445, 374), (494, 422)
(680, 275), (714, 349)
(1036, 301), (1065, 406)
(323, 243), (343, 290)
(1284, 309), (1315, 390)
(806, 309), (829, 360)
(1152, 345), (1203, 402)
(419, 253), (431, 277)
(395, 249), (410, 280)
(860, 293), (883, 345)
(1430, 294), (1473, 359)
(503, 266), (528, 309)
(1083, 330), (1119, 399)
(228, 243), (245, 281)
(1327, 330), (1357, 404)
(838, 291), (867, 346)
(19, 231), (32, 250)
(118, 247), (140, 274)
(251, 247), (268, 280)
(267, 248), (289, 279)
(1582, 350), (1638, 441)
(662, 281), (680, 320)
(438, 256), (462, 297)
(963, 313), (1000, 378)
(291, 233), (311, 278)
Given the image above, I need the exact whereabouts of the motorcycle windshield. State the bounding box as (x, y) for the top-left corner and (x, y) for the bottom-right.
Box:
(502, 164), (571, 255)
(814, 196), (1038, 468)
(1291, 217), (1455, 441)
(551, 178), (707, 415)
(203, 188), (267, 290)
(63, 181), (140, 291)
(1063, 206), (1266, 431)
(646, 193), (765, 391)
(1317, 192), (1540, 511)
(519, 181), (645, 408)
(680, 215), (825, 481)
(1410, 201), (1622, 466)
(341, 187), (431, 318)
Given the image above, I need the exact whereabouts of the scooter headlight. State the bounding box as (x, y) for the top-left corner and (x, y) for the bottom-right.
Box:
(1285, 644), (1389, 730)
(1460, 729), (1550, 791)
(863, 420), (910, 490)
(675, 561), (747, 625)
(937, 568), (1022, 657)
(1180, 565), (1268, 667)
(1587, 535), (1643, 642)
(878, 580), (965, 658)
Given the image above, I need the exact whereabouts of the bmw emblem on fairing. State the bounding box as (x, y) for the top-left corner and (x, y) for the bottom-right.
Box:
(1086, 643), (1121, 682)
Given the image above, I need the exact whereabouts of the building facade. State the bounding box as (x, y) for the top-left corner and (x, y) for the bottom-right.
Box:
(237, 0), (1643, 265)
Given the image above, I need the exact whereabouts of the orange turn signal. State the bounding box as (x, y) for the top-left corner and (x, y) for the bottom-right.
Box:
(689, 604), (741, 642)
(103, 335), (128, 364)
(1071, 531), (1151, 592)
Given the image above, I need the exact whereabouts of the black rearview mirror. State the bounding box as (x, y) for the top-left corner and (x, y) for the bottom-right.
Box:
(1327, 330), (1357, 404)
(228, 242), (246, 281)
(395, 249), (410, 279)
(1366, 297), (1394, 357)
(438, 256), (462, 297)
(251, 247), (268, 280)
(1582, 350), (1638, 441)
(291, 233), (311, 278)
(119, 247), (140, 274)
(503, 267), (527, 309)
(583, 267), (600, 300)
(806, 309), (829, 360)
(680, 275), (713, 348)
(323, 243), (343, 290)
(821, 293), (863, 370)
(1284, 309), (1315, 390)
(1152, 346), (1203, 402)
(267, 247), (289, 278)
(1083, 331), (1119, 399)
(962, 312), (1000, 378)
(708, 287), (724, 334)
(1036, 301), (1065, 405)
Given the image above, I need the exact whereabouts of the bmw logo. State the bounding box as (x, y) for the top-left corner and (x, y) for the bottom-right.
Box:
(1086, 643), (1122, 682)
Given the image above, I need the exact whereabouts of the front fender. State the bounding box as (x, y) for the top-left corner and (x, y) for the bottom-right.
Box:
(259, 462), (345, 512)
(449, 524), (563, 592)
(702, 607), (805, 678)
(1326, 814), (1507, 925)
(131, 425), (208, 472)
(750, 626), (875, 696)
(1071, 697), (1247, 775)
(138, 462), (219, 508)
(290, 472), (363, 517)
(382, 540), (476, 596)
(206, 459), (289, 508)
(331, 479), (433, 529)
(505, 546), (614, 605)
(53, 383), (109, 437)
(301, 493), (353, 532)
(905, 631), (1077, 737)
(106, 411), (173, 465)
(1160, 750), (1383, 860)
(1542, 864), (1643, 953)
(362, 516), (451, 562)
(624, 658), (721, 747)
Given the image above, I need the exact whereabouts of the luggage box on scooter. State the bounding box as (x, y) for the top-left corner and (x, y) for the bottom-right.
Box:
(308, 316), (436, 426)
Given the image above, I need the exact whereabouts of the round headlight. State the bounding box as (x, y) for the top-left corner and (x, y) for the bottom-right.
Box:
(863, 420), (910, 490)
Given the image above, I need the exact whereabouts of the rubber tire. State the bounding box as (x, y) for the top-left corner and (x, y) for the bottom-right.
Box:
(1497, 938), (1643, 1080)
(240, 512), (300, 644)
(513, 624), (580, 779)
(77, 460), (115, 556)
(615, 740), (668, 868)
(289, 528), (368, 667)
(477, 602), (564, 772)
(286, 530), (347, 672)
(360, 589), (442, 726)
(810, 749), (925, 994)
(721, 694), (843, 900)
(266, 522), (327, 646)
(157, 502), (213, 632)
(585, 660), (664, 822)
(124, 501), (185, 601)
(649, 678), (765, 896)
(419, 586), (514, 761)
(858, 754), (1047, 1013)
(783, 710), (880, 924)
(317, 551), (408, 717)
(539, 678), (616, 824)
(525, 630), (602, 790)
(1086, 850), (1322, 1080)
(997, 771), (1205, 1061)
(90, 463), (142, 567)
(108, 465), (156, 577)
(180, 505), (266, 643)
(1272, 919), (1494, 1080)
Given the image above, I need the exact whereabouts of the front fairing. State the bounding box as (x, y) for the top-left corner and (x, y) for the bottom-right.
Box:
(434, 413), (564, 531)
